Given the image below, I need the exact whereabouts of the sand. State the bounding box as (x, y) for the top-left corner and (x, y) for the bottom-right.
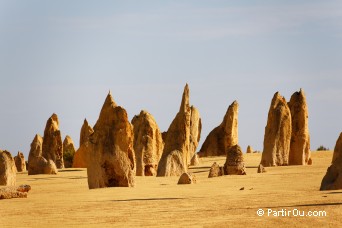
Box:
(1, 151), (341, 227)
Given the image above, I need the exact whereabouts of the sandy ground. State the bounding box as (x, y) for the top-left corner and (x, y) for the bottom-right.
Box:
(1, 151), (341, 227)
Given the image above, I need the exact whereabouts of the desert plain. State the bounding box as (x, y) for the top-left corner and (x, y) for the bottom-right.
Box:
(1, 151), (341, 227)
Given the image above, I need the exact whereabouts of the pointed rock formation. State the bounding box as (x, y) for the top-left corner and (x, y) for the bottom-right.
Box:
(261, 92), (292, 167)
(320, 133), (342, 190)
(189, 106), (202, 161)
(208, 162), (223, 178)
(28, 134), (58, 175)
(157, 84), (192, 176)
(87, 92), (135, 189)
(73, 119), (94, 168)
(332, 132), (342, 163)
(198, 101), (238, 157)
(288, 89), (311, 165)
(223, 145), (246, 175)
(177, 172), (196, 184)
(0, 150), (16, 186)
(79, 119), (94, 147)
(190, 153), (200, 166)
(246, 145), (253, 154)
(14, 152), (26, 172)
(63, 136), (76, 168)
(42, 114), (64, 169)
(132, 110), (163, 176)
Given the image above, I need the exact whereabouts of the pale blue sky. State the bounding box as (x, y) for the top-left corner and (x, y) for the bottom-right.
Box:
(1, 0), (342, 158)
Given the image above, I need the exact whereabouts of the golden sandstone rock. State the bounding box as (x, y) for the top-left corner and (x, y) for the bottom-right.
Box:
(261, 92), (291, 167)
(73, 119), (94, 168)
(132, 110), (163, 176)
(199, 101), (238, 157)
(288, 89), (311, 165)
(189, 106), (202, 163)
(14, 151), (26, 172)
(208, 162), (223, 178)
(0, 185), (31, 200)
(177, 172), (196, 184)
(0, 150), (16, 186)
(63, 135), (76, 168)
(157, 84), (192, 176)
(28, 134), (58, 175)
(87, 92), (135, 189)
(320, 133), (342, 190)
(332, 132), (342, 163)
(42, 114), (64, 169)
(223, 145), (246, 175)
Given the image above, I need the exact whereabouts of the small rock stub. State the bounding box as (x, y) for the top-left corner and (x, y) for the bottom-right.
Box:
(177, 173), (196, 184)
(224, 145), (246, 175)
(208, 162), (223, 178)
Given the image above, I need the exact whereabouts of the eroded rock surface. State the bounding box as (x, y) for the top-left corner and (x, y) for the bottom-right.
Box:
(132, 110), (163, 176)
(87, 92), (135, 189)
(199, 101), (238, 157)
(261, 92), (291, 167)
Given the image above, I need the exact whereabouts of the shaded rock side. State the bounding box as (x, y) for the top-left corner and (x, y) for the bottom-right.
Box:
(223, 145), (246, 175)
(190, 153), (200, 166)
(288, 89), (311, 165)
(189, 106), (202, 162)
(332, 132), (342, 163)
(0, 150), (16, 186)
(199, 101), (238, 157)
(177, 172), (197, 184)
(73, 119), (94, 168)
(14, 151), (26, 172)
(63, 135), (76, 168)
(320, 155), (342, 191)
(42, 113), (64, 169)
(208, 162), (223, 178)
(87, 92), (135, 189)
(27, 134), (58, 175)
(257, 164), (266, 173)
(246, 145), (253, 154)
(132, 110), (163, 176)
(157, 84), (191, 176)
(261, 92), (292, 167)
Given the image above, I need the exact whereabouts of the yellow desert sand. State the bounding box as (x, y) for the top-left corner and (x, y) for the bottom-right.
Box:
(1, 151), (341, 227)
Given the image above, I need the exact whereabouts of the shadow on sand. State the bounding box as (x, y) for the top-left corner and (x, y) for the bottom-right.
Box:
(109, 197), (186, 202)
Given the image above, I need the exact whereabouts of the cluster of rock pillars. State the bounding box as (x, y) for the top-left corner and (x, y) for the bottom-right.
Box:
(1, 84), (341, 194)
